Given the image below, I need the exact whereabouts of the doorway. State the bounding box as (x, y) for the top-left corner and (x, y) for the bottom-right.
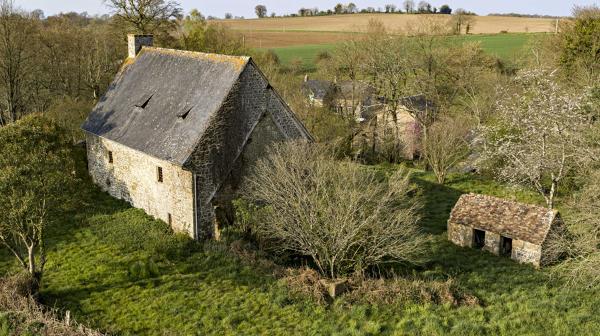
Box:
(473, 229), (486, 249)
(500, 236), (513, 257)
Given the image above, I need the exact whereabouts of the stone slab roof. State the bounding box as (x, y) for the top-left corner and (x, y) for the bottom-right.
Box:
(448, 193), (559, 245)
(82, 47), (250, 165)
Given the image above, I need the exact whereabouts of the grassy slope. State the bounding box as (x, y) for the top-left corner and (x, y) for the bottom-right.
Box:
(267, 33), (536, 71)
(1, 154), (599, 335)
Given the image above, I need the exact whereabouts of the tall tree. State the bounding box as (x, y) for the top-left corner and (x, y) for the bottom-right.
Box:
(403, 0), (415, 14)
(482, 69), (596, 209)
(439, 4), (452, 14)
(254, 5), (267, 18)
(105, 0), (182, 33)
(0, 0), (38, 125)
(0, 115), (77, 288)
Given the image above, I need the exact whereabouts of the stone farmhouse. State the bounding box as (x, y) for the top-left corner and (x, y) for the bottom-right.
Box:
(82, 34), (312, 240)
(448, 193), (563, 267)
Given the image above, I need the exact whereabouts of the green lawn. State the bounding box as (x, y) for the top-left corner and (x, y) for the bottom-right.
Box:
(267, 33), (540, 71)
(1, 153), (599, 335)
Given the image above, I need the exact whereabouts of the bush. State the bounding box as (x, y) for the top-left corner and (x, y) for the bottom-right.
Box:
(243, 142), (429, 279)
(98, 210), (197, 261)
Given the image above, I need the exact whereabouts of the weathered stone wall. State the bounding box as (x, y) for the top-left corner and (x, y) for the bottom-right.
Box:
(86, 133), (195, 237)
(185, 63), (310, 239)
(484, 232), (501, 255)
(448, 222), (473, 247)
(512, 240), (542, 267)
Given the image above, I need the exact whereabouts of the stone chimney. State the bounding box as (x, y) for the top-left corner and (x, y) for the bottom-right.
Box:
(128, 34), (154, 58)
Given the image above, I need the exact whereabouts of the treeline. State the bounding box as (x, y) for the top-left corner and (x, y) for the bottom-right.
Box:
(487, 13), (563, 19)
(250, 2), (469, 19)
(0, 0), (251, 130)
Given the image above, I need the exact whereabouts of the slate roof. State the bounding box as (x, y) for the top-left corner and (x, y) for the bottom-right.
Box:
(448, 193), (559, 245)
(303, 79), (332, 100)
(82, 47), (250, 165)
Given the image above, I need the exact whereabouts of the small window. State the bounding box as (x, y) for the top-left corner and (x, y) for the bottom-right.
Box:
(473, 229), (485, 249)
(168, 213), (172, 226)
(108, 151), (113, 164)
(157, 166), (163, 183)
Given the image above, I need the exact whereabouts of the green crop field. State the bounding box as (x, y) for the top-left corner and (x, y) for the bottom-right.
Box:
(2, 148), (599, 335)
(267, 33), (539, 71)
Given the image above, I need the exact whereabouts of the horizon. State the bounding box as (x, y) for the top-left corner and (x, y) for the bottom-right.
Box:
(15, 0), (600, 19)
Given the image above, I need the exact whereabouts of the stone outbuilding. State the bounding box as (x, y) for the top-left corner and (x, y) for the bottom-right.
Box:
(448, 193), (563, 267)
(82, 35), (312, 240)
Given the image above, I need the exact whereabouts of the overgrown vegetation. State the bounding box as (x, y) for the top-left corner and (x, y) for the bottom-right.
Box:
(0, 1), (599, 335)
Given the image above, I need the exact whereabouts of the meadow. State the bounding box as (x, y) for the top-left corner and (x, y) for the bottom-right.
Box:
(265, 33), (539, 71)
(1, 149), (599, 335)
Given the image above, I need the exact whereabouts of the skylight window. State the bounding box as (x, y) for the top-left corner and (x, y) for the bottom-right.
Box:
(135, 93), (153, 109)
(177, 105), (193, 120)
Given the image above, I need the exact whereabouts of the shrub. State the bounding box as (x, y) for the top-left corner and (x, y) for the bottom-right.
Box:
(243, 142), (429, 279)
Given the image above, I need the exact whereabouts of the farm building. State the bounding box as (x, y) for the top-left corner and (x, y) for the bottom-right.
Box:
(448, 193), (563, 267)
(82, 34), (312, 240)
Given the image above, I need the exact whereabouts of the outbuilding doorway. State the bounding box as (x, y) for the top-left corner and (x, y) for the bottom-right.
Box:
(500, 236), (513, 257)
(473, 229), (486, 249)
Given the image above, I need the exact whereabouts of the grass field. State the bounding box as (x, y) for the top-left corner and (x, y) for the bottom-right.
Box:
(267, 33), (537, 70)
(2, 148), (599, 335)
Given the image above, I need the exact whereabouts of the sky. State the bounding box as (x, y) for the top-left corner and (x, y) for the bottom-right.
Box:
(15, 0), (600, 18)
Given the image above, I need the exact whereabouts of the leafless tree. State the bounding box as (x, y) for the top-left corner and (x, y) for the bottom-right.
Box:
(423, 117), (471, 184)
(0, 0), (38, 125)
(403, 0), (415, 13)
(547, 170), (600, 288)
(243, 142), (428, 279)
(105, 0), (182, 33)
(481, 69), (596, 209)
(452, 9), (476, 34)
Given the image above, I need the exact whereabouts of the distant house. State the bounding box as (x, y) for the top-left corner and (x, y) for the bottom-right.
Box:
(448, 193), (563, 267)
(82, 34), (312, 240)
(302, 76), (332, 107)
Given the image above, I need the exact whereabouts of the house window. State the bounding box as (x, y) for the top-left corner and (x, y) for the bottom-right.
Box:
(108, 151), (113, 164)
(157, 166), (163, 183)
(473, 229), (485, 249)
(500, 236), (512, 257)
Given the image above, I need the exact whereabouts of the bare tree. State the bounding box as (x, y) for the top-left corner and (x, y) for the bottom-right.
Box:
(423, 117), (471, 184)
(403, 0), (415, 13)
(0, 0), (38, 125)
(547, 170), (600, 288)
(481, 69), (596, 209)
(254, 5), (267, 18)
(243, 142), (428, 279)
(105, 0), (182, 33)
(452, 9), (476, 34)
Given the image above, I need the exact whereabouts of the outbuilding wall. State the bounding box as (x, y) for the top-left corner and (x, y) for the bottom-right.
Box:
(86, 133), (195, 237)
(448, 221), (543, 266)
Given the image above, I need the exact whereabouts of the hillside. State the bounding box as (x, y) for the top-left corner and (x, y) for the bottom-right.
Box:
(216, 14), (558, 48)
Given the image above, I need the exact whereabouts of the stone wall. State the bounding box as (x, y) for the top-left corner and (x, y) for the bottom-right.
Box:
(86, 133), (195, 237)
(512, 240), (542, 267)
(448, 221), (543, 266)
(448, 221), (473, 247)
(185, 63), (310, 239)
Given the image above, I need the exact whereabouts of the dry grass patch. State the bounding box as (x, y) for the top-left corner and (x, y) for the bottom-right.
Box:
(216, 14), (556, 34)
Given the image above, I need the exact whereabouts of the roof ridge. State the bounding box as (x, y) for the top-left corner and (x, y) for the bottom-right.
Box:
(141, 47), (250, 71)
(462, 192), (550, 212)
